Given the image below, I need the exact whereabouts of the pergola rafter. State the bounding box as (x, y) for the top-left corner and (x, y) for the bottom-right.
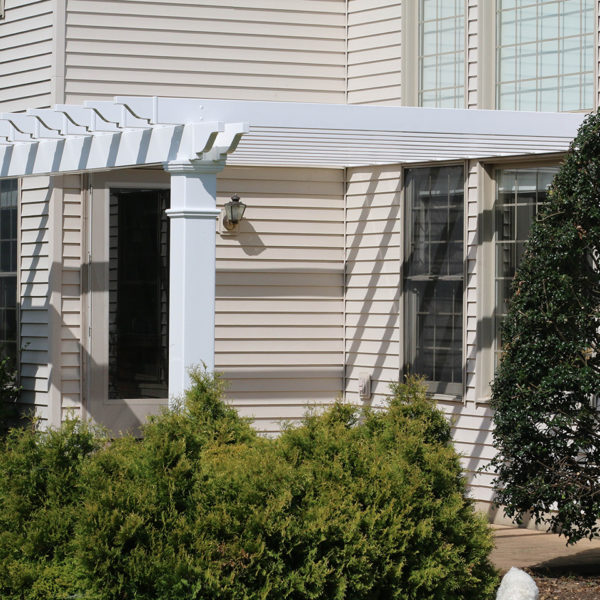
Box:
(0, 97), (247, 178)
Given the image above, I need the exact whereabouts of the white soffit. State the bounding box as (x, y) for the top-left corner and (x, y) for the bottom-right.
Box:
(0, 96), (586, 178)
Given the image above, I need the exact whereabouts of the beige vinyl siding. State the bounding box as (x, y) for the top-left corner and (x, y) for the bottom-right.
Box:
(344, 165), (401, 406)
(19, 177), (51, 420)
(215, 166), (345, 434)
(64, 0), (346, 104)
(438, 398), (496, 503)
(0, 0), (53, 112)
(347, 0), (402, 105)
(60, 175), (84, 420)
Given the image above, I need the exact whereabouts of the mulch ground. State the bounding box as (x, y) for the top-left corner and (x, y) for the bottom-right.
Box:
(527, 570), (600, 600)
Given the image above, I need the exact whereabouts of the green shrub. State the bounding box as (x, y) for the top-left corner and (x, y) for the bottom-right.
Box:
(0, 419), (104, 600)
(0, 370), (497, 599)
(0, 356), (21, 436)
(74, 372), (497, 600)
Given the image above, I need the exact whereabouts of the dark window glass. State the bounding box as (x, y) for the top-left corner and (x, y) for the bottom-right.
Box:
(404, 166), (464, 395)
(0, 179), (18, 361)
(108, 189), (169, 399)
(494, 167), (559, 362)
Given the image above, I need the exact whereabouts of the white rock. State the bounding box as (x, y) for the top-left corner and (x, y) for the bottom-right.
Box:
(496, 567), (539, 600)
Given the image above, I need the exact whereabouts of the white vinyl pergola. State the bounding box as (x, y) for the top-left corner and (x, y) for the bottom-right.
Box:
(0, 96), (586, 401)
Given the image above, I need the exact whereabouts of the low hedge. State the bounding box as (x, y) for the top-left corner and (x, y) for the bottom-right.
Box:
(0, 371), (498, 599)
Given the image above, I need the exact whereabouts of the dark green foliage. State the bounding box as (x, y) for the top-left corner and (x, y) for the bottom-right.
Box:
(0, 356), (21, 436)
(491, 110), (600, 542)
(75, 373), (497, 600)
(0, 371), (497, 599)
(0, 419), (104, 599)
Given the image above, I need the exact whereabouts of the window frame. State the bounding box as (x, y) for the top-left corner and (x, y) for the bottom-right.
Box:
(401, 161), (467, 399)
(478, 155), (564, 401)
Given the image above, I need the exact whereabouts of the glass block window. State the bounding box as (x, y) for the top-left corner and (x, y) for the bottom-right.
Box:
(0, 179), (18, 361)
(419, 0), (466, 108)
(494, 167), (559, 361)
(497, 0), (594, 111)
(404, 166), (464, 395)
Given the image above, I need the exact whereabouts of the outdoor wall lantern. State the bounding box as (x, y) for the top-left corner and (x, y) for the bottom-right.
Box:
(222, 193), (246, 231)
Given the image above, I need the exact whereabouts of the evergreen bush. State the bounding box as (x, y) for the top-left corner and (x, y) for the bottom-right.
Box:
(0, 419), (103, 599)
(0, 370), (498, 599)
(491, 110), (600, 542)
(75, 372), (497, 600)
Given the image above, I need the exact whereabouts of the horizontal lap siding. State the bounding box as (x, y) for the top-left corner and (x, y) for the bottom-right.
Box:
(20, 177), (51, 420)
(347, 0), (402, 105)
(437, 398), (496, 504)
(64, 0), (346, 104)
(60, 175), (84, 420)
(215, 166), (345, 434)
(0, 0), (53, 112)
(345, 166), (401, 406)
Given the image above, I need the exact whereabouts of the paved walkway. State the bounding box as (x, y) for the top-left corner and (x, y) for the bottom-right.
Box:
(491, 524), (600, 574)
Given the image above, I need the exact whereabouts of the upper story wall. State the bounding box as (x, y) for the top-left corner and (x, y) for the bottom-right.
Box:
(0, 0), (55, 112)
(63, 0), (347, 104)
(3, 1), (597, 112)
(347, 0), (402, 105)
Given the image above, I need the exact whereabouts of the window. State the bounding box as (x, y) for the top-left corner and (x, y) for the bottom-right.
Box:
(404, 165), (464, 395)
(494, 166), (558, 361)
(496, 0), (594, 111)
(0, 179), (17, 361)
(419, 0), (466, 107)
(108, 189), (169, 399)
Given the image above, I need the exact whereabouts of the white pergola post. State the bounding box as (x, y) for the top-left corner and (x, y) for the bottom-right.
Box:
(164, 159), (224, 404)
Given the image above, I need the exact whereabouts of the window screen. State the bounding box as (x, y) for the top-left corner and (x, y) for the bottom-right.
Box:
(404, 165), (464, 395)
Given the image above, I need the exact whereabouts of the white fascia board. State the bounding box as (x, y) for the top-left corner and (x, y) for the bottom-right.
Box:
(116, 96), (586, 139)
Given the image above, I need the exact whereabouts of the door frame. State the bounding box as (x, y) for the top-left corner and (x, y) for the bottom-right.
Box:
(84, 168), (170, 435)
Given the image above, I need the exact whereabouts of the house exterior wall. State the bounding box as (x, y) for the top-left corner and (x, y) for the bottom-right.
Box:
(19, 176), (51, 417)
(347, 0), (402, 105)
(63, 0), (347, 104)
(344, 165), (401, 406)
(1, 0), (64, 425)
(59, 174), (85, 422)
(0, 0), (54, 112)
(215, 166), (345, 434)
